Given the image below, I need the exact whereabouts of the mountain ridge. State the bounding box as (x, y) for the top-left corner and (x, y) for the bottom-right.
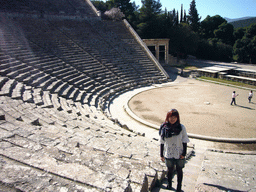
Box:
(224, 16), (254, 23)
(224, 16), (256, 28)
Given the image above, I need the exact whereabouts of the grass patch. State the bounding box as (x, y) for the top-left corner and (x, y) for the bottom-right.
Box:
(172, 62), (198, 70)
(197, 76), (256, 90)
(184, 66), (198, 70)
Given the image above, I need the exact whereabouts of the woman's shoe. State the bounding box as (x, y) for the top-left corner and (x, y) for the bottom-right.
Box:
(166, 183), (172, 190)
(176, 184), (182, 192)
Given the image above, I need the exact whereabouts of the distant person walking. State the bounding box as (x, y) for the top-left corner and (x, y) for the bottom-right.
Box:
(231, 91), (239, 105)
(248, 90), (253, 103)
(159, 109), (189, 191)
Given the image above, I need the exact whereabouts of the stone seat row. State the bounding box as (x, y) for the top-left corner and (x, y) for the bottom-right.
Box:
(1, 36), (165, 140)
(1, 16), (168, 87)
(0, 76), (134, 135)
(0, 78), (125, 135)
(0, 118), (164, 192)
(0, 52), (136, 116)
(0, 0), (98, 17)
(0, 82), (166, 191)
(1, 48), (149, 113)
(51, 19), (167, 80)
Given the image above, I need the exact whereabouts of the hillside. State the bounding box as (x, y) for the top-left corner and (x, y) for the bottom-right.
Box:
(229, 17), (256, 28)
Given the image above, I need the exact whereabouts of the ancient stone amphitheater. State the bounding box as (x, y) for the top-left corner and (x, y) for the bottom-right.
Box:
(0, 0), (170, 191)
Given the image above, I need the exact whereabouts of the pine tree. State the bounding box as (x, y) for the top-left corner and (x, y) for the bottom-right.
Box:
(184, 9), (187, 23)
(176, 10), (179, 25)
(180, 4), (183, 23)
(137, 0), (162, 38)
(188, 0), (201, 32)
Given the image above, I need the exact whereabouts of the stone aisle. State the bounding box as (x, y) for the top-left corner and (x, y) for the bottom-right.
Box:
(152, 139), (256, 192)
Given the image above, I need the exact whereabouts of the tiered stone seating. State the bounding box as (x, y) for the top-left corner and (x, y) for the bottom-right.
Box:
(0, 76), (166, 191)
(0, 0), (98, 18)
(0, 1), (170, 189)
(98, 20), (167, 80)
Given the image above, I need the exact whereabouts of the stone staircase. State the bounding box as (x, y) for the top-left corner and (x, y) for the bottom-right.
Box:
(152, 139), (256, 192)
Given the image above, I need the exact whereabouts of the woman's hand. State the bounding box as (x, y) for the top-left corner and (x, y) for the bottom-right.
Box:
(161, 157), (165, 162)
(180, 155), (185, 159)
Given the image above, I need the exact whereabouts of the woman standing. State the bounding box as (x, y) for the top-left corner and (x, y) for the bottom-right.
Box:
(159, 109), (190, 191)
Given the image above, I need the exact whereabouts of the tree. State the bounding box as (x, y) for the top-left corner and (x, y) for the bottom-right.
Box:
(234, 27), (246, 41)
(245, 23), (256, 38)
(233, 37), (251, 63)
(169, 23), (199, 58)
(139, 0), (162, 21)
(196, 39), (232, 62)
(200, 15), (226, 39)
(188, 0), (201, 32)
(91, 0), (109, 13)
(136, 0), (162, 38)
(180, 4), (183, 23)
(214, 22), (234, 45)
(156, 8), (175, 38)
(250, 36), (256, 63)
(92, 0), (138, 29)
(110, 0), (137, 23)
(233, 24), (256, 63)
(183, 9), (187, 23)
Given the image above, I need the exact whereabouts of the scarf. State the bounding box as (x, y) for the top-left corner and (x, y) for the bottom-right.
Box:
(159, 122), (182, 140)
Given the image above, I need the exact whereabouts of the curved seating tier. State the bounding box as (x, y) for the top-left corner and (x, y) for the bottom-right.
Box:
(0, 12), (169, 191)
(0, 76), (166, 191)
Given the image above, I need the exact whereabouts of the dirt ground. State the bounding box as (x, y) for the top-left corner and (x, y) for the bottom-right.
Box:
(129, 79), (256, 139)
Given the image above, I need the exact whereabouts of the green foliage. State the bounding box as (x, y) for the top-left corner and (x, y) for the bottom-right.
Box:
(200, 15), (226, 39)
(92, 0), (255, 64)
(246, 23), (256, 38)
(140, 0), (162, 17)
(188, 0), (201, 32)
(136, 0), (162, 38)
(234, 27), (246, 41)
(233, 24), (256, 63)
(91, 0), (110, 13)
(195, 39), (232, 62)
(169, 23), (199, 56)
(213, 22), (234, 45)
(92, 0), (138, 29)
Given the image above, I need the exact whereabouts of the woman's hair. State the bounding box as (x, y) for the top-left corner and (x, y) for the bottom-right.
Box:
(165, 109), (180, 123)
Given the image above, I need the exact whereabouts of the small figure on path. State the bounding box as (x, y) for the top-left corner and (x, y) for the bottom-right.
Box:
(231, 91), (239, 105)
(248, 90), (253, 103)
(159, 109), (189, 191)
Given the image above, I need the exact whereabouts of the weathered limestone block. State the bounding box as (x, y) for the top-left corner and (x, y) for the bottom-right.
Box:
(0, 122), (17, 131)
(0, 141), (13, 150)
(0, 128), (14, 139)
(12, 126), (35, 138)
(130, 182), (144, 192)
(4, 134), (43, 151)
(0, 156), (101, 192)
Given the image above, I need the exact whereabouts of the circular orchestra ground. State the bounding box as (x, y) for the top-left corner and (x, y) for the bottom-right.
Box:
(128, 79), (256, 139)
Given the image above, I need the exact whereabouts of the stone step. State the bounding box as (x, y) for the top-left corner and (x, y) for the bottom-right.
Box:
(0, 78), (16, 96)
(11, 82), (24, 100)
(151, 146), (205, 192)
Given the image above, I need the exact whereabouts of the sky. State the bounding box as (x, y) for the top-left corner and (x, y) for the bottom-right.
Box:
(133, 0), (256, 21)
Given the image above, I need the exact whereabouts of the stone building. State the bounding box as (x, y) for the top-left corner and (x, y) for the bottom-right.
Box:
(143, 39), (169, 65)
